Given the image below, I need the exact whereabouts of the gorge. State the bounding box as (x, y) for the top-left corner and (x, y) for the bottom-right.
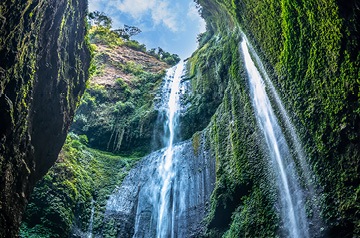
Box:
(1, 0), (359, 237)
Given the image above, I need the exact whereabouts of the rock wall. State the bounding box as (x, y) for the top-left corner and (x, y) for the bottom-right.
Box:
(2, 0), (357, 236)
(101, 138), (215, 237)
(71, 41), (169, 155)
(188, 0), (360, 236)
(0, 0), (90, 236)
(186, 24), (279, 236)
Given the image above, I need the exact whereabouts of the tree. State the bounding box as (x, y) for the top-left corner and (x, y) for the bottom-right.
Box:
(157, 47), (164, 59)
(114, 25), (142, 40)
(162, 54), (181, 66)
(148, 48), (157, 57)
(88, 11), (112, 28)
(146, 47), (180, 66)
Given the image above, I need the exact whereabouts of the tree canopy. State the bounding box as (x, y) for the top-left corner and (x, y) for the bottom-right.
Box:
(88, 11), (112, 28)
(113, 25), (142, 40)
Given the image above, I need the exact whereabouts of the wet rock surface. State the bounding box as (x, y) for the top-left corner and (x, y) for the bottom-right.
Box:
(101, 138), (215, 237)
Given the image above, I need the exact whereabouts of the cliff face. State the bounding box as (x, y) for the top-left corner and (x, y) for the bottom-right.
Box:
(102, 139), (215, 237)
(185, 0), (359, 236)
(183, 8), (278, 235)
(0, 0), (90, 236)
(71, 39), (169, 154)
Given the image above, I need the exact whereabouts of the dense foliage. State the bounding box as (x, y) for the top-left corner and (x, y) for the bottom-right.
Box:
(19, 0), (359, 237)
(147, 47), (181, 66)
(20, 134), (140, 237)
(184, 21), (279, 236)
(0, 0), (90, 236)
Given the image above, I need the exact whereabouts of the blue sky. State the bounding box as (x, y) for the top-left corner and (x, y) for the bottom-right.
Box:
(88, 0), (206, 59)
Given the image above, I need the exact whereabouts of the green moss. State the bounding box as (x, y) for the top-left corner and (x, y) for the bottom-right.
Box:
(194, 0), (360, 236)
(239, 0), (358, 235)
(223, 188), (278, 238)
(21, 134), (141, 237)
(72, 41), (166, 154)
(192, 131), (201, 156)
(16, 0), (359, 237)
(71, 23), (170, 154)
(182, 11), (279, 234)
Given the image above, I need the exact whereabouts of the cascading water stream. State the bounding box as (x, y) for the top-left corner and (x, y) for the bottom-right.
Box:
(156, 61), (184, 237)
(241, 39), (309, 237)
(244, 35), (313, 182)
(105, 61), (215, 238)
(244, 35), (323, 235)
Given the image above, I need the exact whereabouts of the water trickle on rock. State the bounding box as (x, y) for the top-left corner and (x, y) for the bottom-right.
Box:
(87, 199), (95, 238)
(241, 38), (311, 238)
(243, 36), (324, 236)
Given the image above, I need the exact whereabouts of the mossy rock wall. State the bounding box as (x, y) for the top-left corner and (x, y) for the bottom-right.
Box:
(20, 23), (173, 237)
(0, 0), (90, 236)
(184, 15), (279, 234)
(6, 0), (359, 236)
(191, 0), (359, 236)
(71, 40), (170, 155)
(20, 135), (140, 238)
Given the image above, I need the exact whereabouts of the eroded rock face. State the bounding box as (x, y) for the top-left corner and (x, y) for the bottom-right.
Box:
(70, 41), (169, 155)
(0, 0), (90, 236)
(100, 138), (215, 237)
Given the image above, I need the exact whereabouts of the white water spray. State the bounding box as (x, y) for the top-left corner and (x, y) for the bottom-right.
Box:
(241, 39), (309, 237)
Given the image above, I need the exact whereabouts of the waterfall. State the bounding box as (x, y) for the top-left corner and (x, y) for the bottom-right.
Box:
(104, 61), (215, 237)
(241, 39), (310, 237)
(156, 61), (184, 237)
(244, 35), (324, 235)
(130, 61), (214, 237)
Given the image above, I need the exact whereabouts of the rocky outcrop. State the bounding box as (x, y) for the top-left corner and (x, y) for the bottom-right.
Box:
(0, 0), (90, 236)
(2, 0), (357, 236)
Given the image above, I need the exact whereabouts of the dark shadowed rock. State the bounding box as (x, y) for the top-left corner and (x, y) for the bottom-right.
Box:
(0, 0), (90, 236)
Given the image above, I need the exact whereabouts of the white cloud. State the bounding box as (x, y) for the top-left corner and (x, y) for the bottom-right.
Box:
(187, 2), (199, 20)
(117, 0), (156, 18)
(116, 0), (179, 31)
(151, 1), (178, 31)
(88, 0), (206, 58)
(88, 0), (103, 12)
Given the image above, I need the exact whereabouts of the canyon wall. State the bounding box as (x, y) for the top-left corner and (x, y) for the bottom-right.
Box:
(0, 0), (90, 236)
